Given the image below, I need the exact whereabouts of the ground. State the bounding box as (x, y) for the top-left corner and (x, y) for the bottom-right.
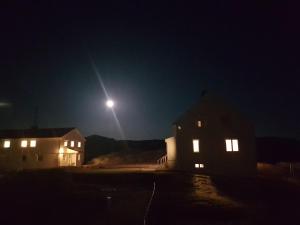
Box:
(0, 167), (299, 225)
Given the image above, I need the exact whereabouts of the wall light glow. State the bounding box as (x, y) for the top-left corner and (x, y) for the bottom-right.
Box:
(59, 147), (64, 154)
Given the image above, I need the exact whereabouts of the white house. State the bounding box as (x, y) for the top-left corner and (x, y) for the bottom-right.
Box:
(0, 127), (85, 171)
(163, 93), (256, 176)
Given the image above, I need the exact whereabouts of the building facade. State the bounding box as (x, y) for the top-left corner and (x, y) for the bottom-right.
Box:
(0, 128), (85, 171)
(165, 94), (256, 176)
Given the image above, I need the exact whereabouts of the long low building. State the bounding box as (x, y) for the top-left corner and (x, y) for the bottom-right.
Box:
(0, 127), (85, 171)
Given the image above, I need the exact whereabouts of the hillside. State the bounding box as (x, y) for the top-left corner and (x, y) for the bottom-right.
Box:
(84, 135), (300, 165)
(84, 135), (165, 163)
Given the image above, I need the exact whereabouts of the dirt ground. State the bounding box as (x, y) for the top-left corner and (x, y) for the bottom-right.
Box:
(0, 167), (299, 225)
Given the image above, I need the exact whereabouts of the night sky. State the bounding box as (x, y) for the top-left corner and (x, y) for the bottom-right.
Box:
(0, 1), (299, 140)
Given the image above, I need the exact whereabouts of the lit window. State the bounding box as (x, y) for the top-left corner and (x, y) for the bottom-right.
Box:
(21, 140), (28, 148)
(232, 139), (239, 152)
(30, 140), (36, 148)
(195, 163), (204, 169)
(197, 121), (202, 127)
(78, 154), (81, 160)
(77, 142), (81, 148)
(70, 141), (75, 147)
(3, 140), (11, 148)
(225, 139), (232, 151)
(193, 139), (199, 152)
(225, 139), (239, 152)
(178, 126), (182, 130)
(64, 141), (68, 147)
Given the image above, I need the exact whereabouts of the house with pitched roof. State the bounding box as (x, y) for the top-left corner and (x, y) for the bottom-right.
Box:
(163, 93), (256, 176)
(0, 127), (85, 171)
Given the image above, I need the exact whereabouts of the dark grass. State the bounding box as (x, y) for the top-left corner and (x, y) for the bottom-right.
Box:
(148, 173), (300, 225)
(0, 169), (153, 225)
(0, 169), (300, 225)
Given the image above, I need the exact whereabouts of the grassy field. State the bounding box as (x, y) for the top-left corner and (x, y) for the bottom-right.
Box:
(0, 168), (299, 225)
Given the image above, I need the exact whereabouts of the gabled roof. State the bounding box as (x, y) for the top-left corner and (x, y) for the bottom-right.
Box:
(173, 93), (208, 125)
(173, 93), (247, 125)
(0, 128), (76, 139)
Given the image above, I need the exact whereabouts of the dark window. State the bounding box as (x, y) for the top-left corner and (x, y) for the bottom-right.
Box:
(22, 155), (27, 162)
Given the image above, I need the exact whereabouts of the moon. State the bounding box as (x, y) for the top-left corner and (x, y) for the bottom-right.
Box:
(106, 100), (114, 108)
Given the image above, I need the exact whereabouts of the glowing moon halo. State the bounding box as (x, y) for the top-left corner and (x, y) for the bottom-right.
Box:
(106, 100), (114, 108)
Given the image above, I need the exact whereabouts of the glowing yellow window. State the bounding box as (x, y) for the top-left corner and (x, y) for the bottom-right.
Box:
(78, 154), (81, 160)
(195, 163), (204, 169)
(77, 142), (81, 148)
(64, 141), (68, 147)
(30, 140), (36, 148)
(70, 141), (75, 147)
(193, 139), (199, 152)
(21, 140), (28, 148)
(3, 140), (11, 148)
(225, 139), (239, 152)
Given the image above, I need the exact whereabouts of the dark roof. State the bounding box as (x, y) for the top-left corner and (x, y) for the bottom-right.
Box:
(0, 128), (76, 139)
(172, 93), (243, 125)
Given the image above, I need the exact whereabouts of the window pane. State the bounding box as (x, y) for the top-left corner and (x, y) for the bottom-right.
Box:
(232, 139), (239, 151)
(70, 141), (75, 147)
(195, 164), (199, 168)
(4, 140), (10, 148)
(64, 141), (68, 147)
(193, 139), (199, 152)
(200, 164), (204, 168)
(21, 140), (28, 148)
(30, 140), (36, 148)
(78, 142), (81, 148)
(225, 139), (232, 151)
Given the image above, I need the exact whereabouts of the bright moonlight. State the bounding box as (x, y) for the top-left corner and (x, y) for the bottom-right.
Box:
(106, 100), (114, 108)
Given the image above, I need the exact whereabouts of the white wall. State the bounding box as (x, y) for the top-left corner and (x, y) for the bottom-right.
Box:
(165, 137), (177, 169)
